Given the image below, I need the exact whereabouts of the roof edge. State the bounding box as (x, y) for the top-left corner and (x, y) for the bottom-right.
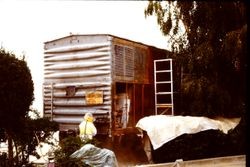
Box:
(44, 33), (168, 52)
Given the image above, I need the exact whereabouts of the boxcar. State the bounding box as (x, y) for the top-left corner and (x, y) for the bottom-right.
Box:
(43, 34), (171, 137)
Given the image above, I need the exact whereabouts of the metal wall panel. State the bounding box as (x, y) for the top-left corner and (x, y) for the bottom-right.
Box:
(43, 35), (112, 132)
(112, 43), (150, 83)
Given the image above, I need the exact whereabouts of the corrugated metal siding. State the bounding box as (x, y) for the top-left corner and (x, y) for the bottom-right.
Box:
(43, 35), (112, 133)
(43, 34), (170, 135)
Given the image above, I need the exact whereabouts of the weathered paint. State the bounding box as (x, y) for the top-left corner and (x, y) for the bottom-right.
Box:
(44, 35), (112, 134)
(43, 34), (170, 136)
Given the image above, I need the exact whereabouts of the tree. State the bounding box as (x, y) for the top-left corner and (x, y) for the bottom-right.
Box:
(0, 48), (34, 164)
(145, 1), (247, 117)
(144, 2), (247, 160)
(0, 48), (34, 127)
(0, 49), (59, 166)
(12, 114), (59, 166)
(54, 136), (87, 167)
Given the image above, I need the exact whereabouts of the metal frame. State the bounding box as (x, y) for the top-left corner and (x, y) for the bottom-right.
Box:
(154, 58), (174, 115)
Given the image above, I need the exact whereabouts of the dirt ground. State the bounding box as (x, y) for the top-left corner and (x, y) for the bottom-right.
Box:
(96, 134), (149, 167)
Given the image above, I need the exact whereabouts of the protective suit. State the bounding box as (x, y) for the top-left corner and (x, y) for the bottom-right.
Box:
(79, 113), (97, 141)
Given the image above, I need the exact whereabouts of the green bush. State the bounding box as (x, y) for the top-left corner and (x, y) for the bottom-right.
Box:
(54, 136), (99, 167)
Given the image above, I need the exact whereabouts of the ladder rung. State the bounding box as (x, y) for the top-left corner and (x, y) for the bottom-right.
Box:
(154, 59), (172, 62)
(156, 104), (173, 108)
(156, 92), (172, 95)
(156, 81), (172, 84)
(156, 70), (172, 73)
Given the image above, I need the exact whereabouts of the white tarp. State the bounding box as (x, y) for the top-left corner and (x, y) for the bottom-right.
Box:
(29, 131), (60, 164)
(136, 115), (240, 150)
(29, 132), (118, 167)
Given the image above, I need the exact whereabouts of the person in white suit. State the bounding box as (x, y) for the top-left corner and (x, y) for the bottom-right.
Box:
(79, 113), (97, 141)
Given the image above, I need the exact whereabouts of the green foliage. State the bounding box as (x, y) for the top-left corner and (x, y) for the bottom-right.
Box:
(145, 2), (247, 161)
(0, 48), (59, 166)
(10, 116), (59, 166)
(0, 115), (59, 166)
(54, 135), (100, 167)
(0, 47), (34, 166)
(145, 1), (247, 117)
(54, 136), (87, 167)
(145, 1), (174, 36)
(0, 48), (34, 129)
(181, 76), (233, 117)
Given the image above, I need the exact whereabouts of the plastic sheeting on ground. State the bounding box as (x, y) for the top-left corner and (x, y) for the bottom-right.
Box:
(136, 115), (240, 150)
(29, 131), (60, 164)
(70, 144), (118, 167)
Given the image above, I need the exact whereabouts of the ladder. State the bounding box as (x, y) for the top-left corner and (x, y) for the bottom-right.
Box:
(154, 59), (174, 115)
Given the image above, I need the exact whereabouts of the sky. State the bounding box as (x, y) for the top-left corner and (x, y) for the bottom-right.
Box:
(0, 0), (169, 114)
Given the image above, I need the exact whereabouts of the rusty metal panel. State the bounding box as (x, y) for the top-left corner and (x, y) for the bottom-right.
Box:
(124, 47), (134, 78)
(134, 47), (149, 82)
(113, 45), (134, 80)
(113, 45), (124, 77)
(112, 40), (150, 83)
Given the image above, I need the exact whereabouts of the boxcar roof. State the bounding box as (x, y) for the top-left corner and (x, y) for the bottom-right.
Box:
(44, 33), (168, 52)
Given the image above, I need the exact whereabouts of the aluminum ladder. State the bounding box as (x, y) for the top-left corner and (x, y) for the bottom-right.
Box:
(154, 59), (174, 115)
